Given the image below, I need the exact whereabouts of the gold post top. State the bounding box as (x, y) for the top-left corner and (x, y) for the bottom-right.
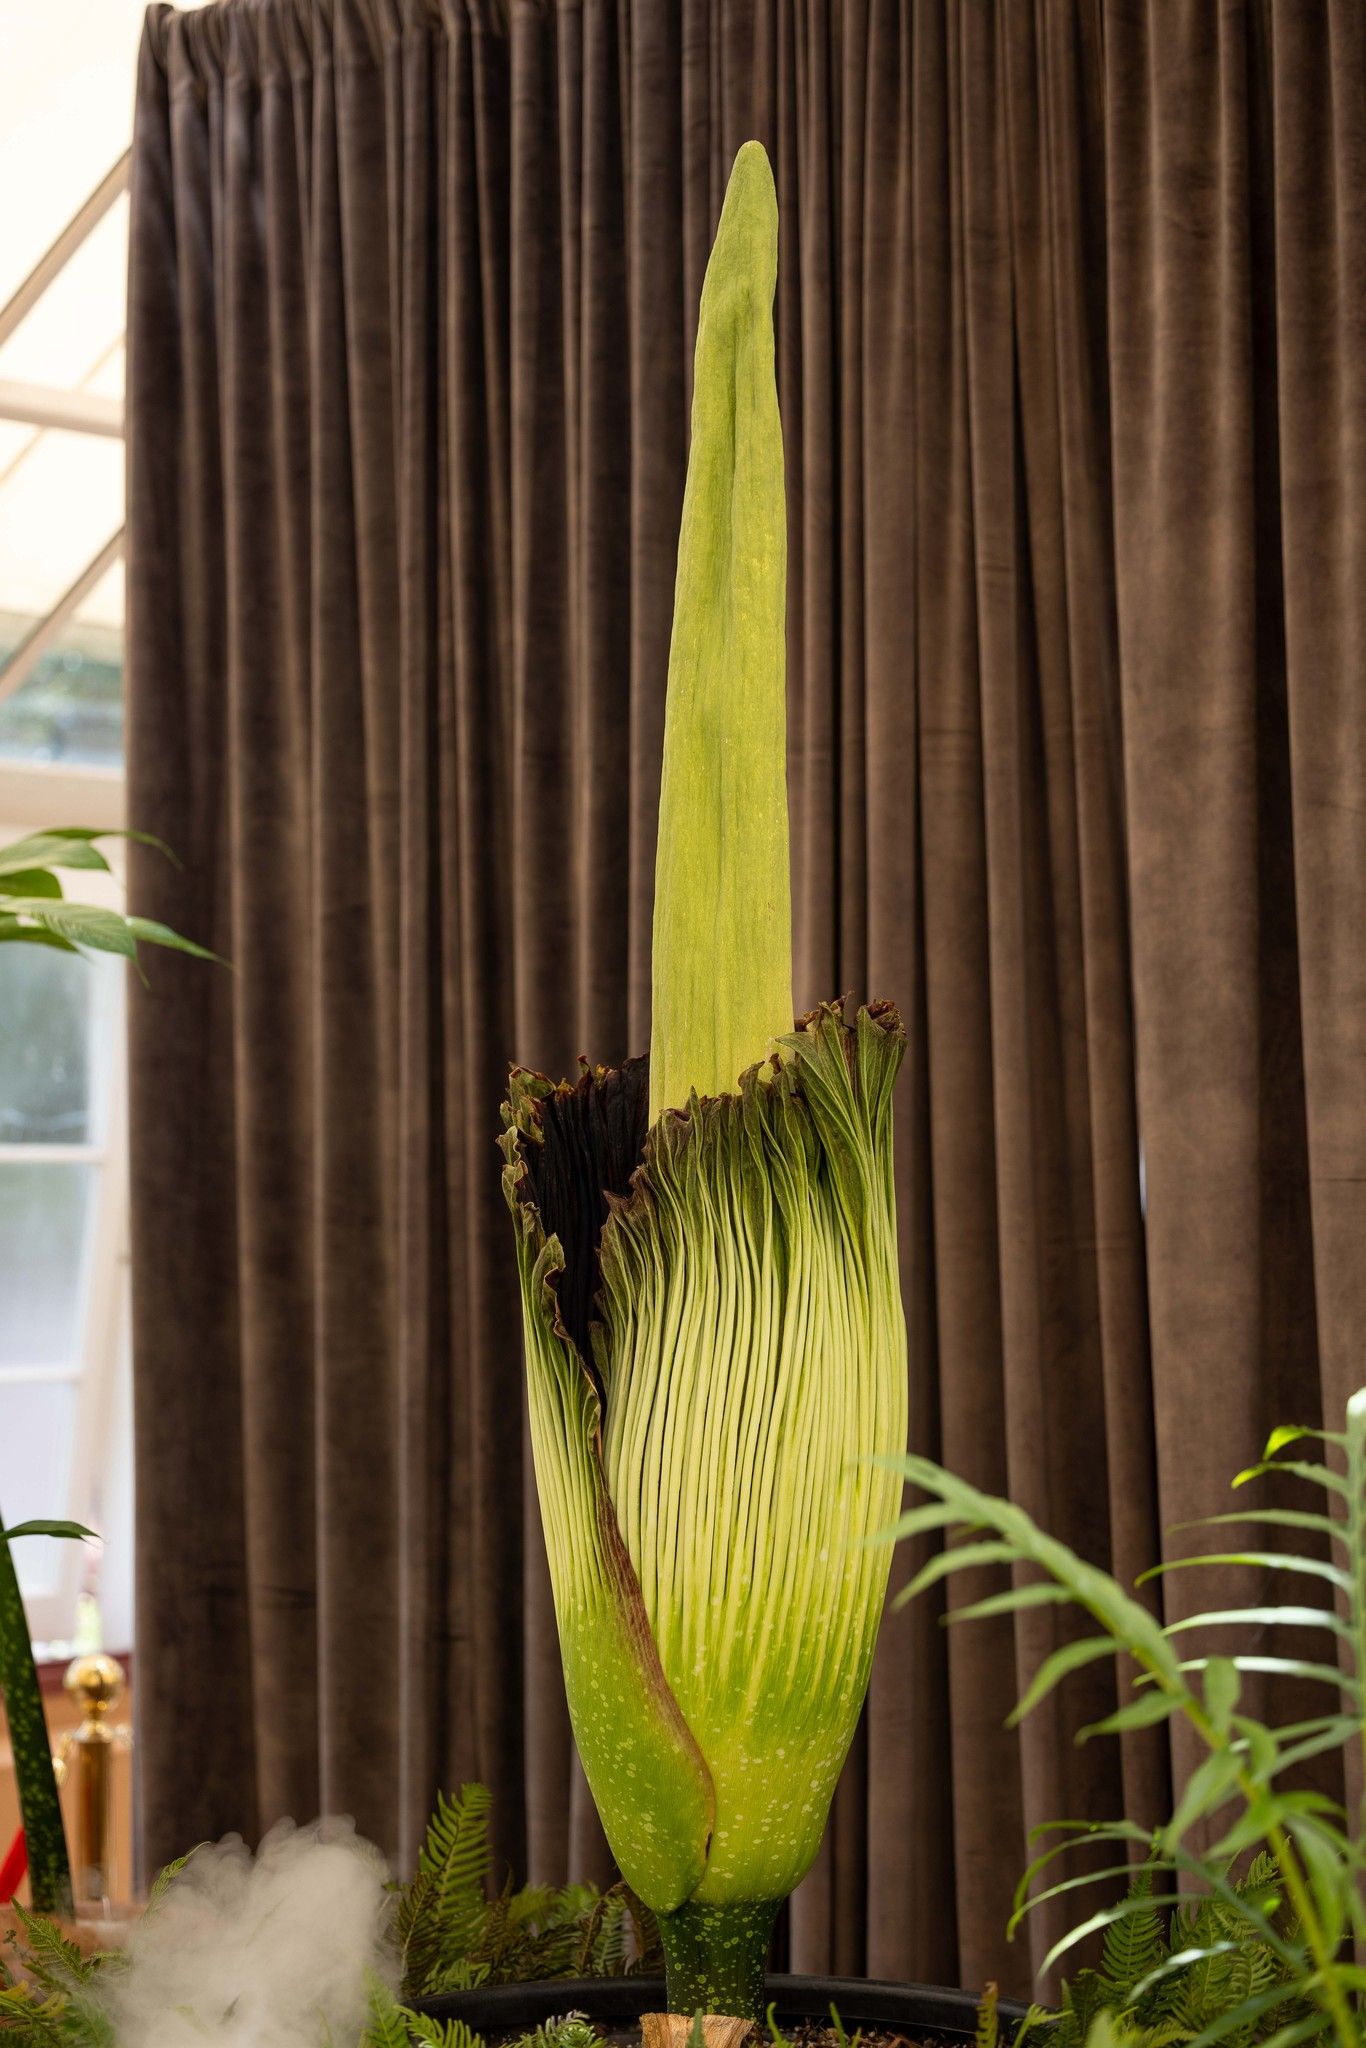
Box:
(63, 1653), (124, 1726)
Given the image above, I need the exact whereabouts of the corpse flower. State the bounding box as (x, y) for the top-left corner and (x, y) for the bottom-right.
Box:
(500, 142), (907, 2032)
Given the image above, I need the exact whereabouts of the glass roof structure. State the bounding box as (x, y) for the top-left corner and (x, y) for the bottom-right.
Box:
(0, 0), (196, 763)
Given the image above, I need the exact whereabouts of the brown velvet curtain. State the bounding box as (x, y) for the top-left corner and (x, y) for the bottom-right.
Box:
(125, 0), (1366, 1998)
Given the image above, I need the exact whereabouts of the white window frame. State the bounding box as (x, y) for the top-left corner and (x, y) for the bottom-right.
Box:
(0, 849), (129, 1647)
(0, 154), (132, 1655)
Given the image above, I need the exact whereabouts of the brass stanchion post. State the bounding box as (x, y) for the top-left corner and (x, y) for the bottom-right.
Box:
(62, 1654), (124, 1905)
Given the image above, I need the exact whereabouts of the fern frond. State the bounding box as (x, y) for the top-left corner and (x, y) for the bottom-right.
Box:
(539, 2018), (598, 2048)
(1236, 1853), (1280, 1902)
(0, 1980), (64, 2023)
(397, 1872), (442, 1998)
(404, 2014), (486, 2048)
(507, 1886), (562, 1930)
(0, 1999), (63, 2048)
(467, 1890), (513, 1977)
(1221, 1933), (1285, 2028)
(401, 1785), (494, 1994)
(570, 1888), (613, 1976)
(411, 1960), (488, 2001)
(624, 1890), (662, 1973)
(975, 1983), (1000, 2048)
(419, 1786), (492, 1906)
(360, 1976), (413, 2048)
(591, 1891), (629, 1976)
(1060, 1972), (1108, 2048)
(1100, 1870), (1166, 2004)
(764, 2004), (793, 2048)
(1012, 2003), (1061, 2048)
(1168, 1936), (1235, 2034)
(1119, 2022), (1190, 2047)
(145, 1844), (206, 1914)
(500, 2013), (601, 2048)
(4, 1908), (88, 1992)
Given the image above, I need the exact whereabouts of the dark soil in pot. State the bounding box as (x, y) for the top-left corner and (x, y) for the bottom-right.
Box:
(409, 1974), (1027, 2047)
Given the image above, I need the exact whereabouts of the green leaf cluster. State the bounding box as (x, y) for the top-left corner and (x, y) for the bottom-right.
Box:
(361, 1980), (601, 2048)
(0, 828), (217, 967)
(0, 1897), (128, 2048)
(397, 1786), (661, 2004)
(3, 1785), (660, 2048)
(0, 822), (212, 1913)
(971, 1859), (1316, 2048)
(895, 1386), (1366, 2048)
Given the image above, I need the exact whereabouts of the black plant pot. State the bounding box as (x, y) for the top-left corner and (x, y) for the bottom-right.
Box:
(410, 1975), (1027, 2044)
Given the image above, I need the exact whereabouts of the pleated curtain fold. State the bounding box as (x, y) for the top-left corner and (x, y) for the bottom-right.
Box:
(125, 0), (1366, 1996)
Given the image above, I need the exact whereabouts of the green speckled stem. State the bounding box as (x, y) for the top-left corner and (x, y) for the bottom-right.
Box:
(660, 1897), (780, 2020)
(0, 1523), (72, 1916)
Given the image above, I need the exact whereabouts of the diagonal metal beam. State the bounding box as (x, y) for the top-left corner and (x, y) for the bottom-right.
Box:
(0, 153), (131, 352)
(0, 529), (124, 706)
(0, 381), (123, 438)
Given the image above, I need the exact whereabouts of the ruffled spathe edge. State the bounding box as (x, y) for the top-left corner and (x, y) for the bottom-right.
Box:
(500, 996), (905, 1388)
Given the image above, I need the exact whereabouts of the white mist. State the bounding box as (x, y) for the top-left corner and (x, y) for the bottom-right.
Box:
(103, 1818), (397, 2048)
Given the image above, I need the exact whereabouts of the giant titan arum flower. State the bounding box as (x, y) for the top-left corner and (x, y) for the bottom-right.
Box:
(501, 143), (907, 2030)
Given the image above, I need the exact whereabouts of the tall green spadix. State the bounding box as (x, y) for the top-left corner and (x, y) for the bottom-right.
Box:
(650, 139), (791, 1123)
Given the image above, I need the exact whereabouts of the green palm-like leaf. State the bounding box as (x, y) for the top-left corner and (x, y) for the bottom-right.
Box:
(1139, 1554), (1352, 1597)
(1175, 1510), (1348, 1550)
(1230, 1462), (1348, 1500)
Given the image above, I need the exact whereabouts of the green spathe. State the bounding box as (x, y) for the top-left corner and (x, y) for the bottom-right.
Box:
(650, 139), (791, 1123)
(500, 1002), (907, 1967)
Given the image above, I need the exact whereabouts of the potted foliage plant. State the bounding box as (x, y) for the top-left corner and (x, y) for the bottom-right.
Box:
(0, 826), (212, 1922)
(884, 1390), (1366, 2048)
